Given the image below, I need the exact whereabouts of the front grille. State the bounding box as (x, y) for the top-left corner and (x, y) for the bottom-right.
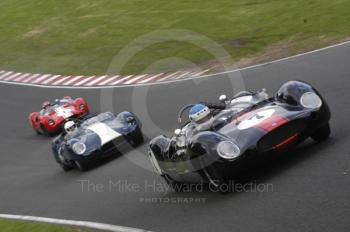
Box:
(257, 119), (306, 152)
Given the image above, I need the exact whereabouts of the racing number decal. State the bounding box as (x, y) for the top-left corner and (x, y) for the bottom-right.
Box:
(237, 109), (275, 130)
(55, 107), (73, 119)
(87, 123), (122, 146)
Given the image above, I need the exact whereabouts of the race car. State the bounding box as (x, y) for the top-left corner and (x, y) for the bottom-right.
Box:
(148, 81), (331, 192)
(29, 96), (89, 136)
(52, 111), (143, 171)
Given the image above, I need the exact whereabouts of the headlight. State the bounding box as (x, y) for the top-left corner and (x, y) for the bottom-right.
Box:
(79, 104), (85, 110)
(217, 141), (240, 160)
(72, 142), (86, 155)
(300, 92), (322, 109)
(48, 119), (55, 126)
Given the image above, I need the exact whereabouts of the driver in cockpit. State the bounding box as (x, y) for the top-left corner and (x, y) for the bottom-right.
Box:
(173, 104), (214, 155)
(64, 121), (77, 134)
(189, 104), (213, 125)
(42, 101), (51, 109)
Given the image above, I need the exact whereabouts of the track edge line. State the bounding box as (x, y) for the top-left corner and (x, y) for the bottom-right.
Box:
(0, 214), (152, 232)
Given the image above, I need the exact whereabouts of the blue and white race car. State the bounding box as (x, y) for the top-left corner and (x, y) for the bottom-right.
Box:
(52, 112), (143, 171)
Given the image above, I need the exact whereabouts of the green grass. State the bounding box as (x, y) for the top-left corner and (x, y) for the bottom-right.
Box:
(0, 219), (88, 232)
(0, 0), (350, 75)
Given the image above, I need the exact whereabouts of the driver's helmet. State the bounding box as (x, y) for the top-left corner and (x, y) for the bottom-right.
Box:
(42, 101), (50, 109)
(189, 104), (211, 124)
(64, 121), (76, 133)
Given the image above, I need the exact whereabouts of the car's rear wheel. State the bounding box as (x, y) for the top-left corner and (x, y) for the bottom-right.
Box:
(311, 123), (331, 142)
(131, 133), (144, 147)
(129, 128), (144, 147)
(74, 160), (90, 172)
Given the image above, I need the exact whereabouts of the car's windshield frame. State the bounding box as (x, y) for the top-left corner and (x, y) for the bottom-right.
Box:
(39, 99), (74, 116)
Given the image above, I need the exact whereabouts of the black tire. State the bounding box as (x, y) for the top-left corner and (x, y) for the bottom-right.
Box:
(60, 163), (73, 172)
(40, 124), (54, 137)
(74, 160), (90, 172)
(163, 174), (186, 192)
(311, 123), (331, 142)
(130, 132), (144, 147)
(203, 166), (230, 193)
(54, 153), (73, 171)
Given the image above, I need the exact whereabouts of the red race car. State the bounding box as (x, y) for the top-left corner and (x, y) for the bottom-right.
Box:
(29, 96), (89, 136)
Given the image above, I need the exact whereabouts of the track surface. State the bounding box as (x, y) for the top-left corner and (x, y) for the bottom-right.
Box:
(0, 44), (350, 232)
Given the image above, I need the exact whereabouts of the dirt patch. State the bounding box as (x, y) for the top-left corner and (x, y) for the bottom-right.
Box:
(234, 35), (343, 69)
(78, 2), (101, 9)
(194, 35), (347, 74)
(227, 38), (249, 48)
(79, 27), (98, 37)
(23, 25), (47, 38)
(235, 40), (294, 68)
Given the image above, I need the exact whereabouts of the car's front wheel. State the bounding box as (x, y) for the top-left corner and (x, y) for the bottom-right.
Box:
(40, 124), (55, 137)
(74, 160), (90, 172)
(60, 163), (73, 172)
(163, 174), (186, 192)
(55, 154), (73, 171)
(203, 166), (230, 194)
(35, 129), (42, 135)
(311, 123), (331, 142)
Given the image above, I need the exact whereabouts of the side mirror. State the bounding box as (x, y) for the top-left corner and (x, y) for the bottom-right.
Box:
(219, 95), (227, 102)
(174, 129), (182, 137)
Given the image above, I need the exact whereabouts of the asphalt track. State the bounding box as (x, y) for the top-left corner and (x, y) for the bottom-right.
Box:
(0, 43), (350, 232)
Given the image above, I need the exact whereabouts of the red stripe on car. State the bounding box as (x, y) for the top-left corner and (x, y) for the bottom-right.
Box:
(256, 115), (289, 132)
(274, 134), (298, 151)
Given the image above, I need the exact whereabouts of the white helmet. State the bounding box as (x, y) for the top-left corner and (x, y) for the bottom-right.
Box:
(64, 121), (76, 133)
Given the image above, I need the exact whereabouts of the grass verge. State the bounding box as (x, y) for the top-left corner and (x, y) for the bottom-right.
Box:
(0, 219), (89, 232)
(0, 0), (350, 75)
